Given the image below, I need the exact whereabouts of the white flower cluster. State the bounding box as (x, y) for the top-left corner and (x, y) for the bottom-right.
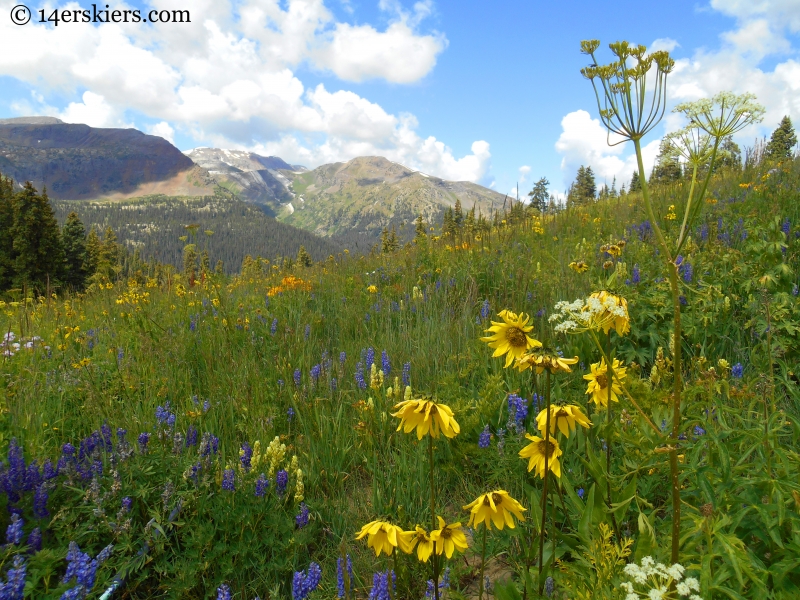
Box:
(1, 332), (47, 356)
(619, 557), (702, 600)
(549, 294), (629, 335)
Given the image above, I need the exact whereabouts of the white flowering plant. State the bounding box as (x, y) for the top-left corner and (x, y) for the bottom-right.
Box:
(619, 557), (702, 600)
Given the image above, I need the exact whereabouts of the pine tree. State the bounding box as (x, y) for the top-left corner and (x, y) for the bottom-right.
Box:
(0, 177), (15, 291)
(380, 227), (390, 253)
(464, 206), (476, 239)
(609, 177), (618, 198)
(296, 245), (312, 267)
(527, 177), (549, 213)
(442, 208), (456, 238)
(715, 136), (742, 172)
(765, 116), (797, 161)
(388, 225), (399, 252)
(84, 227), (101, 281)
(453, 198), (463, 228)
(650, 139), (682, 184)
(630, 171), (641, 192)
(94, 226), (120, 283)
(215, 259), (224, 276)
(11, 183), (65, 294)
(414, 215), (427, 240)
(62, 212), (88, 291)
(566, 166), (596, 208)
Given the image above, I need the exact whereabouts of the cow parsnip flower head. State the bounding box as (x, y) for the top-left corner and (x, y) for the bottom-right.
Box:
(355, 520), (414, 557)
(580, 40), (675, 144)
(391, 397), (460, 439)
(463, 490), (526, 530)
(536, 404), (592, 437)
(674, 91), (764, 139)
(584, 358), (627, 407)
(519, 434), (563, 479)
(481, 309), (542, 368)
(664, 125), (715, 169)
(430, 516), (469, 558)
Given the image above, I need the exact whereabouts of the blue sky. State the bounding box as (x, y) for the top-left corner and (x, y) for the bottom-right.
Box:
(1, 0), (798, 198)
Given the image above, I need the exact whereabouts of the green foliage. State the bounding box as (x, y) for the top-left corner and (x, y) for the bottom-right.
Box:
(567, 166), (597, 208)
(61, 212), (88, 291)
(765, 116), (797, 162)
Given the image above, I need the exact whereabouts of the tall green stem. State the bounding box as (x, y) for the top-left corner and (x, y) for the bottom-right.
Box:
(538, 371), (552, 595)
(428, 434), (440, 600)
(478, 525), (487, 600)
(633, 137), (682, 564)
(605, 334), (620, 540)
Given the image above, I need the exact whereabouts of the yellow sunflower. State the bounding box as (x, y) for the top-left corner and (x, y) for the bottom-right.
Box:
(519, 434), (563, 479)
(536, 404), (592, 437)
(480, 309), (542, 368)
(584, 358), (627, 407)
(516, 352), (579, 374)
(462, 490), (526, 530)
(569, 260), (589, 273)
(405, 526), (435, 562)
(585, 291), (630, 336)
(391, 398), (460, 439)
(430, 516), (469, 558)
(355, 520), (412, 556)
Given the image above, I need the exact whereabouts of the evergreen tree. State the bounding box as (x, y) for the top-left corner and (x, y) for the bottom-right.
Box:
(527, 177), (549, 213)
(0, 177), (15, 291)
(566, 166), (596, 208)
(765, 116), (797, 161)
(387, 226), (399, 252)
(609, 177), (618, 198)
(380, 227), (390, 253)
(453, 198), (463, 228)
(629, 171), (641, 192)
(11, 183), (65, 294)
(464, 206), (476, 239)
(715, 136), (742, 172)
(61, 212), (88, 291)
(215, 259), (224, 276)
(84, 227), (101, 281)
(650, 139), (682, 184)
(414, 215), (427, 240)
(442, 208), (456, 238)
(296, 245), (312, 267)
(94, 226), (120, 283)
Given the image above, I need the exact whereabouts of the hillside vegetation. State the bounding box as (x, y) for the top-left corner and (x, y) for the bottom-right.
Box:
(0, 146), (798, 599)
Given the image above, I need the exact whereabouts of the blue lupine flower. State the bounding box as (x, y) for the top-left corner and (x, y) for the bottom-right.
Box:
(700, 223), (709, 242)
(287, 407), (295, 421)
(294, 369), (302, 387)
(682, 262), (693, 283)
(782, 218), (790, 237)
(354, 363), (367, 390)
(222, 469), (235, 492)
(292, 563), (322, 599)
(200, 433), (219, 457)
(101, 423), (113, 450)
(381, 350), (390, 376)
(27, 527), (42, 553)
(276, 470), (288, 497)
(577, 488), (585, 499)
(694, 425), (706, 436)
(365, 348), (375, 371)
(632, 264), (641, 284)
(255, 474), (269, 497)
(271, 318), (278, 335)
(402, 362), (411, 387)
(675, 255), (684, 267)
(33, 484), (49, 519)
(240, 443), (253, 473)
(337, 557), (346, 598)
(369, 571), (390, 600)
(278, 379), (285, 389)
(545, 576), (555, 597)
(61, 541), (112, 598)
(186, 425), (198, 447)
(203, 399), (211, 413)
(6, 515), (23, 545)
(217, 584), (231, 600)
(295, 503), (309, 528)
(155, 403), (175, 428)
(121, 497), (132, 512)
(365, 312), (371, 323)
(793, 284), (799, 296)
(535, 308), (545, 318)
(732, 363), (743, 378)
(330, 378), (337, 391)
(478, 425), (491, 449)
(679, 295), (687, 305)
(339, 351), (346, 367)
(310, 364), (321, 384)
(481, 299), (492, 320)
(304, 324), (310, 340)
(0, 554), (26, 599)
(138, 433), (150, 454)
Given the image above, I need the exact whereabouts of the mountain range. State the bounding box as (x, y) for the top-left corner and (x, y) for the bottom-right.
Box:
(0, 117), (510, 266)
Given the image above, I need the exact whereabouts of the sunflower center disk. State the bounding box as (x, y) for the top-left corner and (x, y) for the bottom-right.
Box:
(596, 374), (608, 389)
(541, 440), (556, 458)
(491, 493), (503, 506)
(505, 327), (527, 348)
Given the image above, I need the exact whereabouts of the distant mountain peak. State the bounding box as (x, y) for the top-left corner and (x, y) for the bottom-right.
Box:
(0, 116), (65, 125)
